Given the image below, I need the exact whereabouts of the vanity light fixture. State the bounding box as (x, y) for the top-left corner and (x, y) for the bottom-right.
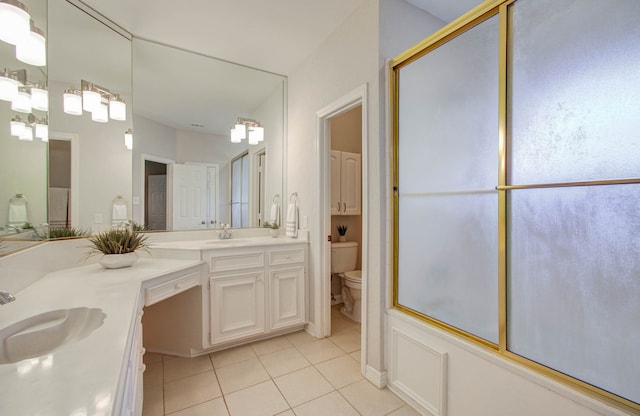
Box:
(11, 85), (31, 113)
(0, 0), (30, 46)
(124, 129), (133, 150)
(18, 124), (33, 141)
(64, 80), (127, 122)
(10, 114), (47, 141)
(15, 21), (46, 67)
(230, 117), (264, 145)
(34, 118), (48, 141)
(0, 68), (25, 102)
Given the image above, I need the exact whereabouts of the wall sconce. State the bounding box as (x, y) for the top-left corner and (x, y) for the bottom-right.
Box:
(230, 117), (264, 145)
(11, 85), (31, 113)
(0, 1), (46, 66)
(124, 129), (133, 150)
(63, 80), (127, 122)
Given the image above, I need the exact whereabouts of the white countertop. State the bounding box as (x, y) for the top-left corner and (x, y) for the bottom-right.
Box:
(0, 257), (204, 416)
(150, 235), (308, 251)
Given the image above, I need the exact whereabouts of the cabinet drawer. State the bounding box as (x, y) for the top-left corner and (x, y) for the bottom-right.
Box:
(269, 248), (305, 266)
(145, 271), (201, 306)
(208, 251), (264, 273)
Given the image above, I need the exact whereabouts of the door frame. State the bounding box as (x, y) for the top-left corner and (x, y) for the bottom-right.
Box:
(315, 84), (368, 371)
(140, 154), (175, 227)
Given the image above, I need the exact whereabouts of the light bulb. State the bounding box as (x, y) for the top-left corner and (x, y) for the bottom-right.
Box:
(230, 127), (243, 143)
(30, 85), (47, 111)
(16, 23), (46, 67)
(109, 96), (126, 121)
(0, 70), (21, 101)
(248, 128), (259, 145)
(91, 102), (108, 122)
(124, 129), (133, 150)
(10, 117), (25, 136)
(18, 124), (33, 141)
(35, 122), (47, 141)
(82, 89), (101, 113)
(0, 0), (30, 46)
(11, 87), (31, 113)
(63, 89), (82, 115)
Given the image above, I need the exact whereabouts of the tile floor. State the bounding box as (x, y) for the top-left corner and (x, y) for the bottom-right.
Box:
(142, 305), (419, 416)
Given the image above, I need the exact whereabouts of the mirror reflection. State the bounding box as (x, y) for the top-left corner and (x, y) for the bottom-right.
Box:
(131, 38), (285, 231)
(0, 0), (48, 250)
(1, 0), (287, 257)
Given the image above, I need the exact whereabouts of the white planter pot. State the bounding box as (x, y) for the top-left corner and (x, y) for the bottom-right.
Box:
(99, 252), (138, 269)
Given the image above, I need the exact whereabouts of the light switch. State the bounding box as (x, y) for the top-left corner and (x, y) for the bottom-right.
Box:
(132, 196), (140, 205)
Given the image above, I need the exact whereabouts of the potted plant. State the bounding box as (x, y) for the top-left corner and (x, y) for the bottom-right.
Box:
(87, 228), (149, 269)
(337, 224), (348, 242)
(264, 221), (280, 238)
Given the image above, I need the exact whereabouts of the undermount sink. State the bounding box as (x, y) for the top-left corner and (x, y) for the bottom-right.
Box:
(0, 307), (106, 364)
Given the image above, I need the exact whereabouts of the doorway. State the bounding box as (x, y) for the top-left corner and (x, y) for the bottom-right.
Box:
(145, 160), (167, 230)
(315, 84), (368, 372)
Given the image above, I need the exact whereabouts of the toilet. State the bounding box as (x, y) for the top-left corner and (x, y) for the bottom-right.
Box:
(331, 241), (363, 322)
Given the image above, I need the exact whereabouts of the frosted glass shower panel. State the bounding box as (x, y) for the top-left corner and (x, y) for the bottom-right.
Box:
(398, 193), (498, 342)
(508, 184), (640, 404)
(398, 15), (498, 194)
(396, 15), (499, 343)
(509, 0), (640, 185)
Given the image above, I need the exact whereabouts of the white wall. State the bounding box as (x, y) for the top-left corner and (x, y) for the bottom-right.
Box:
(287, 0), (381, 376)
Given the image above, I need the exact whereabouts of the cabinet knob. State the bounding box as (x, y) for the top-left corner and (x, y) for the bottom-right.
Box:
(139, 364), (146, 372)
(140, 347), (146, 355)
(201, 220), (206, 224)
(175, 283), (182, 290)
(343, 202), (346, 212)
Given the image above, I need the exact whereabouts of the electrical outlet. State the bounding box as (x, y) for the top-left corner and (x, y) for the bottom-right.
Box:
(94, 213), (102, 224)
(132, 196), (140, 205)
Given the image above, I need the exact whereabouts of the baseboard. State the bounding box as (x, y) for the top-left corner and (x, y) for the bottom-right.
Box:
(305, 321), (318, 338)
(365, 364), (388, 388)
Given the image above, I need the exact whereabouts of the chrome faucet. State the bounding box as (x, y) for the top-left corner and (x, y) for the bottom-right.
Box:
(0, 290), (15, 305)
(218, 224), (233, 240)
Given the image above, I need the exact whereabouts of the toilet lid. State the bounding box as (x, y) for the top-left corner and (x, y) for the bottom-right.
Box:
(344, 270), (361, 281)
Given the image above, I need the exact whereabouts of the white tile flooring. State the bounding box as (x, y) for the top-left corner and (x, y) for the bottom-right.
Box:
(142, 305), (419, 416)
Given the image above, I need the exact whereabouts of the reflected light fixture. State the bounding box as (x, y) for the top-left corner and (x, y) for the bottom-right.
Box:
(30, 83), (47, 111)
(10, 115), (24, 136)
(15, 20), (45, 66)
(11, 85), (31, 113)
(0, 0), (30, 46)
(230, 117), (263, 145)
(18, 124), (32, 141)
(124, 129), (133, 150)
(35, 119), (48, 141)
(63, 89), (82, 115)
(0, 68), (25, 101)
(91, 101), (108, 123)
(64, 80), (127, 122)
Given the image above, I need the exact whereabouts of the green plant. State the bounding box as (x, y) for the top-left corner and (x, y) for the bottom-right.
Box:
(87, 228), (149, 256)
(48, 226), (89, 239)
(130, 221), (150, 232)
(263, 221), (279, 229)
(337, 224), (348, 236)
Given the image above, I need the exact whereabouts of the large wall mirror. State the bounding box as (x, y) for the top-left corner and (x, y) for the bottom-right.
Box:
(0, 0), (286, 256)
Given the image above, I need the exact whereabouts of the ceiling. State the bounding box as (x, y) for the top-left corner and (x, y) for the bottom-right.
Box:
(78, 0), (481, 76)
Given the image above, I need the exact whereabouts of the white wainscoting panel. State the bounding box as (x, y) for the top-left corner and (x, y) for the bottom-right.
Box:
(388, 324), (447, 416)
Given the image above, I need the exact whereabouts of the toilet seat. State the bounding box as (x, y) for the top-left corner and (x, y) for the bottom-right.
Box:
(344, 270), (361, 283)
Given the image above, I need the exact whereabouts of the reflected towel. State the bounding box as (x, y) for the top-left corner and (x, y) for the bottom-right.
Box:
(8, 203), (28, 224)
(285, 202), (298, 238)
(49, 187), (69, 227)
(269, 202), (279, 224)
(112, 204), (128, 226)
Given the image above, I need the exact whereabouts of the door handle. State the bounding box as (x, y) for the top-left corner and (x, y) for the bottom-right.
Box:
(337, 202), (341, 212)
(343, 202), (346, 212)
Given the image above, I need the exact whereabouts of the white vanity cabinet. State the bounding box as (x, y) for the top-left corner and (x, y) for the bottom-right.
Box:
(204, 243), (307, 347)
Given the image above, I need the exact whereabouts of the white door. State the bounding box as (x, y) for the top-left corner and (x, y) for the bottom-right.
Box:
(167, 163), (207, 230)
(147, 174), (166, 230)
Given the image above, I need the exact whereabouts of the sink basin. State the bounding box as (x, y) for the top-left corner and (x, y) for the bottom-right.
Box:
(0, 307), (105, 364)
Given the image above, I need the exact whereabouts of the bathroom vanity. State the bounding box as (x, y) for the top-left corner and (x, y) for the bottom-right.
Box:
(147, 236), (308, 355)
(0, 235), (308, 415)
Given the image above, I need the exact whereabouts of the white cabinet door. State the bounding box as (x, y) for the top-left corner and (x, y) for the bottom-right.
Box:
(210, 272), (265, 345)
(269, 266), (305, 330)
(340, 152), (361, 215)
(330, 151), (361, 216)
(330, 150), (342, 215)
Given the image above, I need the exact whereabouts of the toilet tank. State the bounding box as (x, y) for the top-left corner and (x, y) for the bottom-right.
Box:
(331, 241), (358, 273)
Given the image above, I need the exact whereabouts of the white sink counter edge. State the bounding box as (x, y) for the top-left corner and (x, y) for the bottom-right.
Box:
(0, 257), (204, 416)
(149, 235), (308, 251)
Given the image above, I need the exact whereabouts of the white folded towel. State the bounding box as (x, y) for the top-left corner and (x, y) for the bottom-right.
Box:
(269, 202), (279, 224)
(285, 201), (298, 238)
